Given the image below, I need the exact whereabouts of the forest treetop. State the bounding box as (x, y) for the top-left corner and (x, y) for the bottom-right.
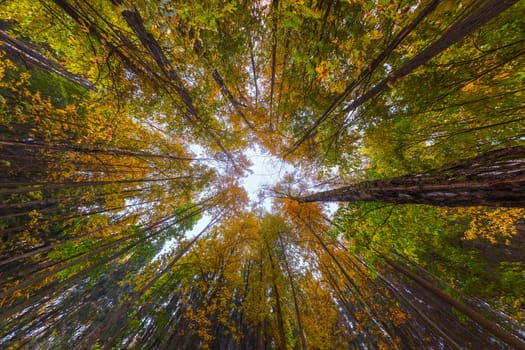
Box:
(1, 0), (524, 349)
(3, 0), (522, 187)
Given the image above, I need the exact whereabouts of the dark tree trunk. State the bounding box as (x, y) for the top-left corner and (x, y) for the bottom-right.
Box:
(296, 147), (525, 207)
(0, 140), (198, 161)
(380, 254), (525, 350)
(342, 0), (519, 114)
(264, 239), (288, 350)
(288, 0), (518, 155)
(79, 222), (210, 350)
(120, 10), (198, 118)
(0, 29), (96, 91)
(277, 235), (307, 350)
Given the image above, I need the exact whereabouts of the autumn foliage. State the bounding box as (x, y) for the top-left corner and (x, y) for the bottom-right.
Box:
(1, 0), (525, 349)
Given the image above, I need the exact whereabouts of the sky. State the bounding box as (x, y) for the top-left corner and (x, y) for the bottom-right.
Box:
(156, 145), (339, 258)
(182, 145), (295, 239)
(186, 145), (338, 235)
(240, 145), (295, 211)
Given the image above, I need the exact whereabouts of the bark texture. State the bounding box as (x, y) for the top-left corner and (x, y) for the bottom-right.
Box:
(297, 147), (525, 207)
(0, 29), (96, 91)
(381, 254), (525, 350)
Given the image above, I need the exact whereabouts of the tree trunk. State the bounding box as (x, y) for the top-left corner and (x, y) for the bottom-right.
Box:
(79, 218), (214, 350)
(380, 254), (525, 350)
(287, 0), (518, 156)
(342, 0), (519, 114)
(277, 235), (307, 350)
(263, 239), (288, 350)
(296, 147), (525, 207)
(0, 29), (96, 91)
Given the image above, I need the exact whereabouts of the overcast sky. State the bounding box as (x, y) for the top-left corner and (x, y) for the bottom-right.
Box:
(156, 145), (338, 258)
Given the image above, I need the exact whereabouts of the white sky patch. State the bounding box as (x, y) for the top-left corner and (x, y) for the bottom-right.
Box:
(156, 143), (342, 259)
(241, 145), (294, 211)
(189, 143), (207, 158)
(325, 202), (339, 216)
(185, 213), (212, 238)
(240, 145), (341, 217)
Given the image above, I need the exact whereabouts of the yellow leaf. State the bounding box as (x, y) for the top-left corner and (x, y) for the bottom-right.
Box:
(461, 82), (477, 92)
(370, 30), (383, 40)
(315, 61), (330, 82)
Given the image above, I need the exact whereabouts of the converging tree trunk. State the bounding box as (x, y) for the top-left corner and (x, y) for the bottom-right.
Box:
(287, 0), (519, 155)
(0, 29), (96, 91)
(296, 147), (525, 207)
(380, 254), (525, 350)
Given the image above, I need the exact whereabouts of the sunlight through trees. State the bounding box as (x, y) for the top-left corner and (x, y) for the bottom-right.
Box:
(1, 0), (524, 349)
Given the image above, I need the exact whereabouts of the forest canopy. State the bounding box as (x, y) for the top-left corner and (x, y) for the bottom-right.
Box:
(1, 0), (525, 349)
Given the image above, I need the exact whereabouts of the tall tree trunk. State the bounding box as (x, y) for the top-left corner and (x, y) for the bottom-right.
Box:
(0, 140), (199, 161)
(263, 239), (288, 350)
(380, 253), (525, 350)
(0, 29), (96, 91)
(295, 147), (525, 207)
(341, 0), (519, 114)
(277, 235), (307, 350)
(287, 0), (518, 155)
(79, 217), (217, 350)
(118, 9), (236, 164)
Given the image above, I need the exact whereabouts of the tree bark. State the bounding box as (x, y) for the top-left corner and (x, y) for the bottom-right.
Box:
(0, 29), (96, 91)
(263, 238), (288, 350)
(277, 235), (307, 350)
(341, 0), (519, 114)
(380, 254), (525, 350)
(287, 0), (518, 155)
(296, 147), (525, 207)
(0, 140), (199, 161)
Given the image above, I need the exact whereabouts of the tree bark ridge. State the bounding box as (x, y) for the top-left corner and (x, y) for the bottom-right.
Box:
(297, 147), (525, 207)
